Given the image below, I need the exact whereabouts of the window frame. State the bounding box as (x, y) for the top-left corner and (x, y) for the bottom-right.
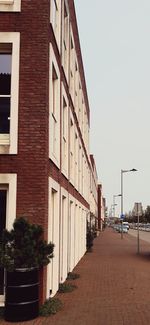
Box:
(61, 83), (68, 178)
(49, 44), (60, 167)
(0, 173), (17, 305)
(61, 0), (69, 81)
(50, 0), (61, 51)
(0, 32), (20, 154)
(0, 0), (21, 12)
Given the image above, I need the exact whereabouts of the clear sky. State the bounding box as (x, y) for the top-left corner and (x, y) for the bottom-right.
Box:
(74, 0), (150, 216)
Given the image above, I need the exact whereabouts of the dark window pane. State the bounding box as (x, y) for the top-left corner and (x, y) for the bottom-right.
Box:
(0, 190), (6, 295)
(0, 73), (11, 95)
(0, 190), (6, 234)
(0, 97), (10, 133)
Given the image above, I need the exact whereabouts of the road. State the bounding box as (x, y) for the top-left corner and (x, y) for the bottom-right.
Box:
(129, 228), (150, 243)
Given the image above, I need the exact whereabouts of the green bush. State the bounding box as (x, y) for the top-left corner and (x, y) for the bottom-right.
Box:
(39, 298), (62, 316)
(0, 217), (54, 271)
(58, 282), (77, 293)
(86, 230), (94, 251)
(67, 272), (80, 280)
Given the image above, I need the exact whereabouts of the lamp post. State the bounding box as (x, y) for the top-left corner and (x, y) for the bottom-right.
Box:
(113, 194), (122, 219)
(120, 168), (137, 239)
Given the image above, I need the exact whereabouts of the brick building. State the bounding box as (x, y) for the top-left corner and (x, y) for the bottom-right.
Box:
(0, 0), (103, 305)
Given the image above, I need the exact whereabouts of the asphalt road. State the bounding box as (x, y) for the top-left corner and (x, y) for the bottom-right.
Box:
(129, 228), (150, 243)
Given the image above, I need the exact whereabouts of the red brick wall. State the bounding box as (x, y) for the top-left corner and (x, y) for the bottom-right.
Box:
(0, 0), (50, 302)
(0, 0), (91, 302)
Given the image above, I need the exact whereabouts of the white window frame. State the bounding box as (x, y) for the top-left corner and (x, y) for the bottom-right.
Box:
(0, 0), (21, 11)
(49, 44), (60, 168)
(47, 177), (60, 298)
(0, 32), (20, 154)
(61, 83), (68, 178)
(69, 29), (75, 104)
(61, 0), (69, 81)
(50, 0), (61, 51)
(74, 59), (79, 116)
(59, 187), (68, 283)
(69, 112), (74, 185)
(0, 173), (17, 305)
(74, 130), (78, 190)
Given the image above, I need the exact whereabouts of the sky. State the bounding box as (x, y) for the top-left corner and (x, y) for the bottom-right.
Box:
(74, 0), (150, 217)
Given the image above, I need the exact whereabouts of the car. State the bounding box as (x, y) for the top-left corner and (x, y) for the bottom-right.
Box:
(118, 225), (128, 233)
(123, 222), (129, 230)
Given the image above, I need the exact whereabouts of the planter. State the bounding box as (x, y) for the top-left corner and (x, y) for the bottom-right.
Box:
(4, 267), (39, 322)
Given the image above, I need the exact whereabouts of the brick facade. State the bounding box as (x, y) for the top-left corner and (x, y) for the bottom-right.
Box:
(0, 0), (101, 304)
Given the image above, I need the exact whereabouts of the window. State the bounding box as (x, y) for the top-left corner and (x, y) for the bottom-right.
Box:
(69, 116), (74, 184)
(61, 92), (68, 176)
(62, 97), (67, 162)
(0, 173), (17, 305)
(0, 44), (12, 143)
(52, 64), (58, 117)
(69, 33), (75, 103)
(0, 33), (20, 154)
(47, 177), (60, 297)
(62, 0), (69, 79)
(49, 44), (60, 167)
(0, 0), (21, 11)
(74, 132), (78, 189)
(74, 61), (78, 116)
(78, 144), (82, 193)
(50, 0), (61, 50)
(52, 64), (58, 157)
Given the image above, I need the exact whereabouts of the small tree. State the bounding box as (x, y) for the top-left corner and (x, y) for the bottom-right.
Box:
(0, 217), (54, 271)
(86, 221), (94, 251)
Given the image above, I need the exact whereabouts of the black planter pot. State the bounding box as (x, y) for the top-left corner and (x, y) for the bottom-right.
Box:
(4, 267), (39, 322)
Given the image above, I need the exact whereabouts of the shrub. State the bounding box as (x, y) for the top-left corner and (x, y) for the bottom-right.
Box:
(58, 282), (77, 293)
(39, 298), (62, 316)
(67, 272), (80, 280)
(0, 217), (54, 271)
(86, 230), (94, 251)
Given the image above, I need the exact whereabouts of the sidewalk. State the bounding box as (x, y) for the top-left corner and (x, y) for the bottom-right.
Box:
(1, 228), (150, 325)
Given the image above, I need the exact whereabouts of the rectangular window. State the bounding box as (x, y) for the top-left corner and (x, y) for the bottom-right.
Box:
(0, 43), (12, 141)
(51, 0), (58, 36)
(50, 0), (61, 50)
(62, 97), (67, 164)
(0, 33), (20, 154)
(69, 34), (75, 103)
(69, 117), (74, 183)
(49, 44), (60, 167)
(52, 64), (58, 156)
(62, 0), (69, 79)
(47, 178), (60, 297)
(74, 132), (78, 189)
(61, 85), (68, 177)
(0, 173), (17, 304)
(52, 64), (58, 117)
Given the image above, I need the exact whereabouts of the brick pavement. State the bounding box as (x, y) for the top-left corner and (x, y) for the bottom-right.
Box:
(1, 227), (150, 325)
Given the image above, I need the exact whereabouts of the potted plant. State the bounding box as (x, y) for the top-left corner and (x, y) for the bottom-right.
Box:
(0, 217), (54, 322)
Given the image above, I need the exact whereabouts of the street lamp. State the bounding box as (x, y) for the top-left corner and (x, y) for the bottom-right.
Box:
(120, 168), (137, 238)
(113, 194), (122, 219)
